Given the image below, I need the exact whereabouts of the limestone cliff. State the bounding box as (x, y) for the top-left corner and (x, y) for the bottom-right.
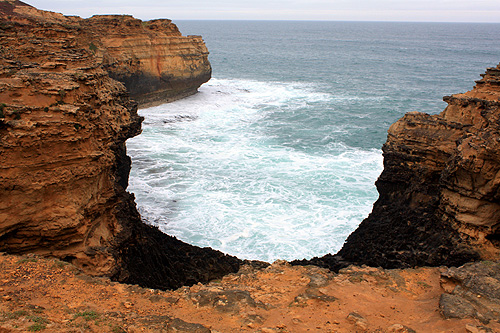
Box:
(0, 1), (211, 107)
(86, 16), (211, 106)
(296, 63), (500, 270)
(0, 0), (239, 290)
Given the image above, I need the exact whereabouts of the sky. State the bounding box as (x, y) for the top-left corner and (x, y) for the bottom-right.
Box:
(27, 0), (500, 23)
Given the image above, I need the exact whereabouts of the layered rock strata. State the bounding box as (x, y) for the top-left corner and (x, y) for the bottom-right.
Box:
(86, 16), (211, 106)
(0, 0), (239, 290)
(296, 63), (500, 271)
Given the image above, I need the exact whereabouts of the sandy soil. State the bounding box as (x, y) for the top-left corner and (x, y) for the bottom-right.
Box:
(0, 252), (497, 332)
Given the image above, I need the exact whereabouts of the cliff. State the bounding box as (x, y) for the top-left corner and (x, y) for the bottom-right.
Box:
(0, 0), (239, 290)
(0, 1), (211, 107)
(87, 16), (211, 106)
(296, 63), (500, 271)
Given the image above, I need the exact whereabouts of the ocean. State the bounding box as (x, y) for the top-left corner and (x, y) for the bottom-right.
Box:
(126, 21), (500, 262)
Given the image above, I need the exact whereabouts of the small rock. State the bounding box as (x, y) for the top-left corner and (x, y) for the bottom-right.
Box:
(260, 328), (275, 333)
(123, 301), (134, 309)
(347, 312), (365, 323)
(465, 324), (493, 333)
(2, 295), (11, 301)
(388, 323), (417, 333)
(347, 312), (368, 330)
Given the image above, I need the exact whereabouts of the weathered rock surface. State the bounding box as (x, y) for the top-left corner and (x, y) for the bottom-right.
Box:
(440, 261), (500, 324)
(0, 0), (239, 290)
(295, 63), (500, 271)
(86, 15), (211, 106)
(0, 1), (211, 107)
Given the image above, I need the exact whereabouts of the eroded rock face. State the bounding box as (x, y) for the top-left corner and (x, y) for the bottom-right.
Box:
(0, 0), (239, 290)
(296, 63), (500, 271)
(85, 15), (211, 106)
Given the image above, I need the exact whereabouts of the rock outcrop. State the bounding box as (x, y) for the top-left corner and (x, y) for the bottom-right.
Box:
(0, 0), (239, 290)
(0, 1), (211, 108)
(440, 261), (500, 324)
(86, 16), (211, 106)
(296, 63), (500, 271)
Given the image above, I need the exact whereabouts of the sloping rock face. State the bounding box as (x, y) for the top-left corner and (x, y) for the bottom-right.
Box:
(296, 63), (500, 271)
(0, 0), (239, 290)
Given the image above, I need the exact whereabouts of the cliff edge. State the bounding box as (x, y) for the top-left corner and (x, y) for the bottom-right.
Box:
(296, 63), (500, 271)
(0, 0), (239, 290)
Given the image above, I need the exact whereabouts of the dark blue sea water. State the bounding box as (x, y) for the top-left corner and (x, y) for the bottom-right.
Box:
(127, 21), (500, 262)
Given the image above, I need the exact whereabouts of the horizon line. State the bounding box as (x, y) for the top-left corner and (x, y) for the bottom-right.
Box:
(169, 18), (500, 24)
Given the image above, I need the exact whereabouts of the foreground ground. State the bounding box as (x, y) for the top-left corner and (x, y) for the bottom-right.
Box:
(0, 252), (498, 332)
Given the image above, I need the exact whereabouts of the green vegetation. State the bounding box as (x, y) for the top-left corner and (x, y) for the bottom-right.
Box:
(52, 259), (68, 269)
(17, 257), (38, 264)
(417, 281), (432, 289)
(73, 310), (99, 321)
(27, 323), (46, 331)
(27, 316), (49, 331)
(13, 110), (21, 120)
(89, 42), (98, 53)
(0, 103), (5, 118)
(112, 326), (126, 333)
(1, 310), (29, 321)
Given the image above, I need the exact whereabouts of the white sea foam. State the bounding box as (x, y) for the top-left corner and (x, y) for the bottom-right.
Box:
(127, 78), (383, 262)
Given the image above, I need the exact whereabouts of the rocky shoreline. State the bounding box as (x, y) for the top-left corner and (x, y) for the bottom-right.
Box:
(0, 0), (240, 290)
(295, 63), (500, 272)
(1, 1), (500, 331)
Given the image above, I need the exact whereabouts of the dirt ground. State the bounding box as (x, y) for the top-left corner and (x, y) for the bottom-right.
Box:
(0, 252), (497, 332)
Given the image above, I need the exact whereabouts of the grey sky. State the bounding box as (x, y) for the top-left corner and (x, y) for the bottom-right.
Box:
(27, 0), (500, 23)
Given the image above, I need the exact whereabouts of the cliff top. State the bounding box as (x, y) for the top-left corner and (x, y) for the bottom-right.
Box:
(1, 252), (499, 332)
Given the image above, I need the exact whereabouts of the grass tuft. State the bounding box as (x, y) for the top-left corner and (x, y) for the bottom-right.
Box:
(73, 310), (99, 321)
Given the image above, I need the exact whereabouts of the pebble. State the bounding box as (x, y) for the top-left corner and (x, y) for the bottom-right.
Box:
(123, 301), (134, 309)
(388, 324), (417, 333)
(2, 295), (11, 301)
(260, 328), (275, 333)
